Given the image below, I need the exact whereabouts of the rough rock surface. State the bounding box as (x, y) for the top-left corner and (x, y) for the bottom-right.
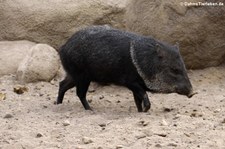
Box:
(17, 44), (60, 83)
(125, 0), (225, 69)
(0, 40), (36, 76)
(0, 0), (127, 49)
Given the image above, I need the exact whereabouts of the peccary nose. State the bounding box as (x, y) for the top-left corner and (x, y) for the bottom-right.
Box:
(187, 89), (197, 98)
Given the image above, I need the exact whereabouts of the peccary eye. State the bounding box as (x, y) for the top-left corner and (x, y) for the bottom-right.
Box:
(171, 68), (180, 74)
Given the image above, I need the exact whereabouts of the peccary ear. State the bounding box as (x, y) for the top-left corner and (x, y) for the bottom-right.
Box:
(175, 42), (180, 51)
(156, 43), (165, 59)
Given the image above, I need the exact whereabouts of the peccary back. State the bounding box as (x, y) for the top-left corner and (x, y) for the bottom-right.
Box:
(57, 25), (193, 112)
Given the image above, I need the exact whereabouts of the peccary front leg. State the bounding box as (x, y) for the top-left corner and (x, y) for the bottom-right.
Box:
(57, 75), (76, 104)
(127, 84), (151, 112)
(76, 76), (92, 110)
(142, 94), (151, 112)
(133, 94), (143, 112)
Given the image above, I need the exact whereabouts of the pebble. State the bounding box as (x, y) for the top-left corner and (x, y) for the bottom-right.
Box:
(116, 100), (121, 103)
(214, 109), (221, 113)
(173, 114), (181, 120)
(160, 119), (168, 126)
(98, 123), (106, 127)
(221, 118), (225, 124)
(138, 120), (149, 126)
(163, 107), (174, 112)
(82, 137), (93, 144)
(0, 93), (6, 100)
(116, 145), (123, 149)
(4, 113), (13, 119)
(154, 133), (167, 137)
(62, 120), (70, 126)
(142, 129), (154, 137)
(88, 88), (95, 93)
(13, 85), (28, 94)
(155, 144), (162, 148)
(190, 112), (203, 117)
(36, 133), (43, 138)
(168, 143), (177, 147)
(99, 95), (104, 99)
(135, 133), (146, 139)
(75, 147), (85, 149)
(50, 79), (55, 85)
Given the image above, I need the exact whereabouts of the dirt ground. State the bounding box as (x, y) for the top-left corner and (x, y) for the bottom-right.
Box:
(0, 65), (225, 149)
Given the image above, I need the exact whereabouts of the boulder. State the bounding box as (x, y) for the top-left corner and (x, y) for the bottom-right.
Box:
(0, 0), (127, 49)
(17, 44), (60, 83)
(0, 40), (36, 76)
(125, 0), (225, 69)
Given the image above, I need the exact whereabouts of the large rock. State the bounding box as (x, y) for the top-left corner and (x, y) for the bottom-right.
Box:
(0, 40), (36, 76)
(17, 44), (60, 83)
(0, 0), (127, 49)
(125, 0), (225, 69)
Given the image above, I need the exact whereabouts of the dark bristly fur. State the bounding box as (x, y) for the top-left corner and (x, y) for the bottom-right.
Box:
(57, 25), (193, 112)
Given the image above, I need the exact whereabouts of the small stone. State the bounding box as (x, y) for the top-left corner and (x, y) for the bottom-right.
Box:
(163, 107), (173, 112)
(214, 109), (221, 113)
(221, 118), (225, 124)
(98, 123), (106, 127)
(190, 113), (197, 117)
(4, 114), (13, 119)
(50, 79), (55, 85)
(88, 88), (95, 93)
(154, 133), (167, 137)
(138, 120), (149, 126)
(155, 144), (162, 148)
(135, 133), (146, 139)
(36, 133), (43, 138)
(116, 145), (123, 149)
(173, 114), (181, 120)
(142, 129), (154, 137)
(82, 137), (93, 144)
(0, 93), (6, 100)
(168, 143), (177, 147)
(13, 85), (28, 94)
(75, 146), (84, 149)
(116, 100), (121, 103)
(62, 120), (70, 126)
(161, 119), (168, 126)
(87, 99), (92, 103)
(105, 100), (111, 103)
(190, 112), (203, 117)
(184, 133), (191, 137)
(99, 95), (104, 99)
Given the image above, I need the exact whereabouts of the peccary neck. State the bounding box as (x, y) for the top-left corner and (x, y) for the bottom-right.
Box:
(130, 41), (155, 90)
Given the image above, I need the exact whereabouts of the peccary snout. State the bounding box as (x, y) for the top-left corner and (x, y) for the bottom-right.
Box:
(176, 85), (193, 98)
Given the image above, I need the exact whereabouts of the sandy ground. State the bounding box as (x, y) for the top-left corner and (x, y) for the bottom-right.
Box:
(0, 65), (225, 149)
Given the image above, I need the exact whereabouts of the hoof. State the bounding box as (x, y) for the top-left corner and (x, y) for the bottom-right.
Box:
(143, 104), (151, 112)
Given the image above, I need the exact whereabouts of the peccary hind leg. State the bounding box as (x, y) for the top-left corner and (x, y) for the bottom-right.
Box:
(76, 75), (92, 110)
(128, 84), (151, 112)
(57, 75), (76, 104)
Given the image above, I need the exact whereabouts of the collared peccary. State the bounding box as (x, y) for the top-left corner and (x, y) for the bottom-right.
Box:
(57, 25), (194, 112)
